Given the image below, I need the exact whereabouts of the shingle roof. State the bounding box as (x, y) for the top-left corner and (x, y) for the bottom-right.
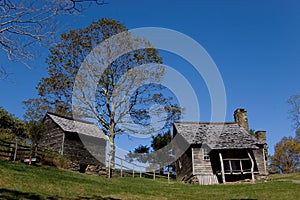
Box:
(174, 122), (263, 149)
(46, 112), (108, 140)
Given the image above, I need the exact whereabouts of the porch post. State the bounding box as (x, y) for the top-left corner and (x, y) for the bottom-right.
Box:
(247, 151), (255, 182)
(262, 148), (267, 175)
(61, 133), (65, 156)
(219, 152), (226, 184)
(191, 148), (195, 175)
(240, 160), (243, 174)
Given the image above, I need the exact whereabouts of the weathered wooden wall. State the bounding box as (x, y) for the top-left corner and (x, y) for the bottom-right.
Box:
(192, 147), (214, 175)
(175, 147), (193, 182)
(64, 133), (106, 166)
(40, 115), (64, 153)
(41, 116), (106, 170)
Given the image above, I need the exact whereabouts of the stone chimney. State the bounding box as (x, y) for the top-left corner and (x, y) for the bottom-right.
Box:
(234, 108), (249, 131)
(255, 130), (267, 144)
(255, 130), (268, 175)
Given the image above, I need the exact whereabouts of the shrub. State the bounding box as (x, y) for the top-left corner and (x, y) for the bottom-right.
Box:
(38, 150), (70, 169)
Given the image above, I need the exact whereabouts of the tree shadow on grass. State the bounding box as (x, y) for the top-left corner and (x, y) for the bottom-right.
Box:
(0, 188), (120, 200)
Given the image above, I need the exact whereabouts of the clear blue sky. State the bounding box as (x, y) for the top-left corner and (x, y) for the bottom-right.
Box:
(1, 0), (299, 155)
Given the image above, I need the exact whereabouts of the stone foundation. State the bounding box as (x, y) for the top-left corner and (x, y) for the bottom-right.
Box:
(255, 175), (270, 182)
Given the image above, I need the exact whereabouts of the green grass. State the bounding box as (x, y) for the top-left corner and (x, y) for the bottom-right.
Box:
(0, 160), (299, 200)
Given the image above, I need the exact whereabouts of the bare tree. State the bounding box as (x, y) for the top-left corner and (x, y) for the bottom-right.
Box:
(70, 30), (181, 176)
(0, 66), (11, 80)
(288, 94), (300, 136)
(0, 0), (107, 70)
(24, 19), (181, 177)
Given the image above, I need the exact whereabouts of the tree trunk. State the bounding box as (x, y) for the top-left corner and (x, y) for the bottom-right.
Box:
(108, 134), (115, 178)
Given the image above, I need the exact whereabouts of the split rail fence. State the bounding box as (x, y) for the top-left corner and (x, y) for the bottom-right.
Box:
(0, 138), (32, 161)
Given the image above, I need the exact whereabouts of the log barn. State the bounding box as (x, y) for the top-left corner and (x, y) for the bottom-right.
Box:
(174, 109), (268, 185)
(41, 112), (108, 172)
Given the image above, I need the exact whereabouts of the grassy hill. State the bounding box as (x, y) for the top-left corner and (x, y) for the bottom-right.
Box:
(0, 160), (299, 200)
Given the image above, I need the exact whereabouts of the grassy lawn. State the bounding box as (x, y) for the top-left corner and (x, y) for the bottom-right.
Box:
(0, 160), (299, 200)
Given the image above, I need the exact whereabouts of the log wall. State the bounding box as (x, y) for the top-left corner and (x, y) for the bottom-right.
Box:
(175, 147), (193, 182)
(64, 133), (106, 166)
(40, 115), (64, 153)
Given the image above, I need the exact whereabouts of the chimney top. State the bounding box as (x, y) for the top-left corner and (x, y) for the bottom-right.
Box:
(234, 108), (247, 113)
(234, 108), (249, 131)
(255, 130), (267, 143)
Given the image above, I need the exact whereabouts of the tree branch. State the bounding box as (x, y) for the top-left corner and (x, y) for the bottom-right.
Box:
(0, 0), (107, 72)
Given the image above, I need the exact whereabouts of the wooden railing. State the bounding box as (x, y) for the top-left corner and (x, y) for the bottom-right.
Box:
(0, 138), (32, 161)
(218, 151), (256, 183)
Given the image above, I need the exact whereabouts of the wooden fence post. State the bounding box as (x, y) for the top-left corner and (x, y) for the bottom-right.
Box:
(108, 156), (111, 178)
(120, 159), (123, 177)
(153, 170), (155, 180)
(168, 171), (170, 183)
(13, 138), (18, 161)
(140, 167), (142, 178)
(9, 143), (13, 160)
(132, 165), (135, 178)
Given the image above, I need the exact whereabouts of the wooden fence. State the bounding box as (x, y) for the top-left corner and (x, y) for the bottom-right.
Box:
(0, 138), (32, 161)
(0, 138), (174, 182)
(107, 154), (173, 182)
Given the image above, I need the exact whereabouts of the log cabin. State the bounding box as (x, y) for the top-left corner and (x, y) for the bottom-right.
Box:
(173, 109), (268, 185)
(41, 112), (108, 172)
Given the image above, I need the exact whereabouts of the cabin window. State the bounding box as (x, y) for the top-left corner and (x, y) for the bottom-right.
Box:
(203, 147), (210, 160)
(178, 159), (182, 169)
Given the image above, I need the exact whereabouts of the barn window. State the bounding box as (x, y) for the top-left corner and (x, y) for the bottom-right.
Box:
(203, 147), (210, 160)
